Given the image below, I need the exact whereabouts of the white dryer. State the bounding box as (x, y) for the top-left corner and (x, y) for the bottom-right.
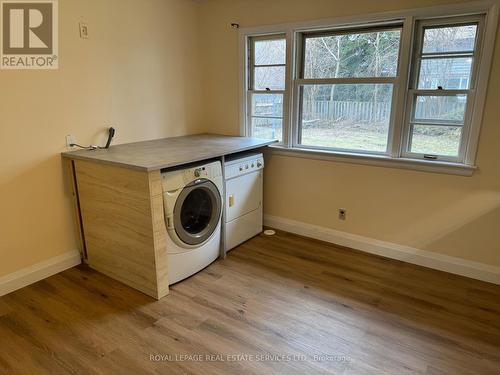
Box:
(162, 161), (223, 285)
(224, 153), (264, 251)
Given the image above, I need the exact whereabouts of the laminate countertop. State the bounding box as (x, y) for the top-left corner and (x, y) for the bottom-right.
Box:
(61, 134), (277, 171)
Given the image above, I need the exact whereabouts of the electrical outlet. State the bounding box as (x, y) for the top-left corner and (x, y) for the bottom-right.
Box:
(66, 134), (76, 148)
(79, 22), (89, 39)
(338, 208), (347, 221)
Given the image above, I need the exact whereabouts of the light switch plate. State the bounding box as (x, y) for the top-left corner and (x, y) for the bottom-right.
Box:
(79, 23), (89, 39)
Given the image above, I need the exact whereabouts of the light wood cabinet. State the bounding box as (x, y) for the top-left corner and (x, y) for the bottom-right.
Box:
(70, 160), (168, 299)
(62, 135), (275, 299)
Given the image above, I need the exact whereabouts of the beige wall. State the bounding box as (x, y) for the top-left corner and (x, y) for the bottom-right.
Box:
(2, 0), (499, 280)
(0, 0), (203, 277)
(197, 0), (500, 267)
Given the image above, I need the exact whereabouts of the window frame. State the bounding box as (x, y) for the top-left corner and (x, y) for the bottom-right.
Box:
(401, 15), (486, 163)
(246, 34), (287, 143)
(293, 23), (404, 156)
(238, 1), (499, 175)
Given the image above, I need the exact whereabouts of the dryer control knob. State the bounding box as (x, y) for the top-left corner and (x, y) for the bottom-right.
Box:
(194, 168), (202, 178)
(257, 160), (263, 168)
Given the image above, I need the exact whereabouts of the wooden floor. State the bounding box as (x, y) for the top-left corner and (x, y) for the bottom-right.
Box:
(1, 230), (500, 374)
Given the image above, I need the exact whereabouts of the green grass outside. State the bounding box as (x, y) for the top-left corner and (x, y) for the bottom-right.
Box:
(254, 121), (461, 156)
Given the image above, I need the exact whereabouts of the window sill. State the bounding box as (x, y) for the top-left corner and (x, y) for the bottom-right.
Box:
(266, 145), (476, 176)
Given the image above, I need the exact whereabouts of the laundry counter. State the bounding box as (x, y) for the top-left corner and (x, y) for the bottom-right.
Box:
(62, 134), (276, 299)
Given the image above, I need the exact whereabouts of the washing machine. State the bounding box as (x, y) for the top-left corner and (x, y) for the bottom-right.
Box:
(162, 160), (223, 285)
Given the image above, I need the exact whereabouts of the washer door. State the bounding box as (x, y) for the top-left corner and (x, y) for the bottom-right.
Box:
(173, 179), (222, 246)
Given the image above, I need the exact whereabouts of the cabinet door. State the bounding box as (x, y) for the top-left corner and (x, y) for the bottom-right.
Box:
(225, 171), (262, 222)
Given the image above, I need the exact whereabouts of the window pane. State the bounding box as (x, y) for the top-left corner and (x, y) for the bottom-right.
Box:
(254, 66), (285, 90)
(303, 29), (401, 79)
(422, 24), (477, 54)
(251, 117), (282, 141)
(299, 84), (393, 152)
(252, 94), (283, 117)
(410, 125), (462, 156)
(254, 39), (286, 65)
(413, 95), (467, 124)
(418, 57), (472, 89)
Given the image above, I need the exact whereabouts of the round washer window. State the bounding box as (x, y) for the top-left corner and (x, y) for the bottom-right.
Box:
(173, 180), (221, 246)
(180, 188), (213, 234)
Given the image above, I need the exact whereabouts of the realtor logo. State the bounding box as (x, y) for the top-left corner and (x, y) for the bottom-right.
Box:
(1, 0), (58, 69)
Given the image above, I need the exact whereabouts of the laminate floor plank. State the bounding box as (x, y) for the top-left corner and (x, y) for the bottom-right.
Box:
(0, 229), (499, 374)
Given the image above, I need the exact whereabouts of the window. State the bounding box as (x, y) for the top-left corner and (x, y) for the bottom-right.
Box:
(242, 4), (497, 172)
(298, 27), (402, 154)
(402, 18), (483, 161)
(247, 35), (286, 142)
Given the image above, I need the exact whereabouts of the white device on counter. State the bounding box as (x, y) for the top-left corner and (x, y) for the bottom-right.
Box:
(162, 160), (223, 285)
(224, 153), (264, 251)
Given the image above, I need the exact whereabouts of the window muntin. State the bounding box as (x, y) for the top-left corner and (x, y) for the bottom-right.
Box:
(403, 17), (482, 161)
(248, 35), (286, 142)
(297, 27), (402, 154)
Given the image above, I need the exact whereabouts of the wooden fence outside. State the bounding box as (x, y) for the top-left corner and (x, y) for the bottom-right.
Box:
(302, 100), (391, 124)
(301, 100), (463, 125)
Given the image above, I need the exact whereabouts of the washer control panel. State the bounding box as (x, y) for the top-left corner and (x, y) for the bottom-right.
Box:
(193, 167), (205, 178)
(185, 162), (221, 181)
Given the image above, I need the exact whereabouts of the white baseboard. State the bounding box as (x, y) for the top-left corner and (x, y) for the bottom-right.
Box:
(264, 215), (500, 285)
(0, 250), (82, 297)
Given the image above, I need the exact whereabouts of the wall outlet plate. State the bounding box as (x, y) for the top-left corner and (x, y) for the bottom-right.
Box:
(66, 135), (76, 148)
(338, 208), (347, 221)
(79, 23), (89, 39)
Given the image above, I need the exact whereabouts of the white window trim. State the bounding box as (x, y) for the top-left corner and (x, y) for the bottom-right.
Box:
(293, 23), (403, 157)
(401, 14), (486, 164)
(246, 34), (287, 143)
(238, 1), (499, 176)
